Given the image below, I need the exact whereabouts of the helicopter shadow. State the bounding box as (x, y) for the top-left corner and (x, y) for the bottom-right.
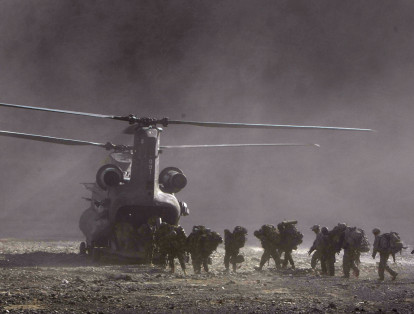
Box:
(0, 252), (93, 268)
(0, 251), (154, 268)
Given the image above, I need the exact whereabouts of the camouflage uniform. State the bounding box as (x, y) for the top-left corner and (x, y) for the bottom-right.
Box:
(254, 224), (281, 270)
(342, 247), (360, 278)
(224, 226), (248, 272)
(187, 226), (223, 274)
(341, 226), (370, 278)
(372, 228), (398, 281)
(308, 225), (321, 270)
(277, 221), (303, 270)
(154, 223), (187, 274)
(318, 227), (336, 276)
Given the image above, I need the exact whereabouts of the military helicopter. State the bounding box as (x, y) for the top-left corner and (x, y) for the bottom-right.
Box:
(0, 102), (373, 261)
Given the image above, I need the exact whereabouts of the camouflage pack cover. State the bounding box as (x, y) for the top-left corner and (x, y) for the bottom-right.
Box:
(378, 232), (404, 254)
(344, 227), (370, 252)
(225, 227), (247, 249)
(281, 224), (303, 249)
(254, 224), (281, 245)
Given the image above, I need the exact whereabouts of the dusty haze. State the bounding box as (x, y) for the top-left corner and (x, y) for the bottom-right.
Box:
(0, 0), (413, 246)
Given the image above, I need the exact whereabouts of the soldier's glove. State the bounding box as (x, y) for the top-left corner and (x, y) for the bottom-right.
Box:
(372, 253), (376, 259)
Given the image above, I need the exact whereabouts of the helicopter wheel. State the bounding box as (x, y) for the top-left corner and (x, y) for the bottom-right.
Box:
(79, 242), (87, 255)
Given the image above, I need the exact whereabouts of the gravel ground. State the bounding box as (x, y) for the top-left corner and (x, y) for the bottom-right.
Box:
(0, 239), (414, 313)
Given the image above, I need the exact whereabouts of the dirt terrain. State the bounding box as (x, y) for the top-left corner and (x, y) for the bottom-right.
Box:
(0, 239), (414, 313)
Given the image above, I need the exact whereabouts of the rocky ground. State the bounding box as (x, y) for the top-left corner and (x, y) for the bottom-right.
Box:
(0, 239), (414, 313)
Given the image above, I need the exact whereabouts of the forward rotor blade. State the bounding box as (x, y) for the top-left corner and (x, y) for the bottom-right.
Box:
(0, 102), (118, 120)
(160, 143), (320, 149)
(0, 130), (107, 147)
(168, 120), (373, 132)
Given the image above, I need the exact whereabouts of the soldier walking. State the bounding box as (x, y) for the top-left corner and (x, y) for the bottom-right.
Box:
(308, 225), (322, 270)
(372, 228), (398, 281)
(319, 227), (336, 276)
(154, 223), (187, 274)
(254, 224), (281, 271)
(224, 226), (248, 272)
(187, 226), (223, 274)
(277, 221), (303, 270)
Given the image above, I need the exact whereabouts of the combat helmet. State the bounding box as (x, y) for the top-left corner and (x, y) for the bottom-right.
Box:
(321, 227), (329, 235)
(234, 226), (248, 234)
(311, 225), (320, 232)
(372, 228), (381, 235)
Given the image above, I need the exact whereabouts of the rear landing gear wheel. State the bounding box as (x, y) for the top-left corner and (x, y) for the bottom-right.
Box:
(79, 242), (87, 255)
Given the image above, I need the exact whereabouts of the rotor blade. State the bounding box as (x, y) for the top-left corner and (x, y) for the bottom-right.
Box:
(160, 143), (320, 149)
(0, 130), (108, 147)
(168, 120), (373, 132)
(0, 102), (119, 120)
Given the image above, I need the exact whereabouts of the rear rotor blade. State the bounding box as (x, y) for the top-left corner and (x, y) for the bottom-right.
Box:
(160, 143), (320, 149)
(0, 102), (120, 120)
(168, 120), (373, 132)
(0, 130), (108, 147)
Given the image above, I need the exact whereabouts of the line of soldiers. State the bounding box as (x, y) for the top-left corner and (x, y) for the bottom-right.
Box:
(138, 219), (405, 280)
(308, 224), (403, 281)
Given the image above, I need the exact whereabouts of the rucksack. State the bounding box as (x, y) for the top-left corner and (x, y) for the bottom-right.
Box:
(344, 227), (370, 252)
(282, 224), (303, 248)
(378, 232), (404, 254)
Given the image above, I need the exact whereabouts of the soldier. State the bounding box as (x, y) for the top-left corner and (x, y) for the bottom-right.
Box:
(372, 228), (398, 281)
(308, 225), (321, 270)
(319, 226), (336, 276)
(341, 226), (370, 278)
(137, 221), (156, 264)
(277, 221), (303, 270)
(154, 223), (187, 274)
(254, 224), (281, 271)
(187, 226), (223, 274)
(224, 226), (248, 272)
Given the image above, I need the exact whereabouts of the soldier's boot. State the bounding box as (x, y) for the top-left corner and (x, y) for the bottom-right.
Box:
(353, 268), (360, 278)
(203, 260), (209, 272)
(232, 263), (237, 272)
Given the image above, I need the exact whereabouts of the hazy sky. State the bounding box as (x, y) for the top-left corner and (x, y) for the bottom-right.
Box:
(0, 0), (413, 245)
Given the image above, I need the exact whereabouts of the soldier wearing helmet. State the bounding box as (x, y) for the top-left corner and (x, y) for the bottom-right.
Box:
(187, 226), (223, 274)
(318, 226), (336, 276)
(224, 226), (248, 272)
(372, 228), (398, 281)
(308, 225), (322, 270)
(254, 224), (281, 271)
(154, 223), (187, 274)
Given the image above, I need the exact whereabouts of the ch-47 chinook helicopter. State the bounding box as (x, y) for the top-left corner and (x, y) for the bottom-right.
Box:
(0, 102), (373, 261)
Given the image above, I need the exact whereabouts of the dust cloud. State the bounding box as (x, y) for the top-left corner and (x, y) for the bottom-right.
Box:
(0, 0), (413, 246)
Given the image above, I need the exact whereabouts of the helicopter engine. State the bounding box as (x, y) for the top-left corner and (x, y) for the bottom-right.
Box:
(159, 167), (187, 194)
(96, 164), (125, 190)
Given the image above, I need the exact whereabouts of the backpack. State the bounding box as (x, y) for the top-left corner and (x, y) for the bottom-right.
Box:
(282, 224), (303, 248)
(254, 225), (280, 245)
(344, 227), (370, 252)
(378, 232), (404, 254)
